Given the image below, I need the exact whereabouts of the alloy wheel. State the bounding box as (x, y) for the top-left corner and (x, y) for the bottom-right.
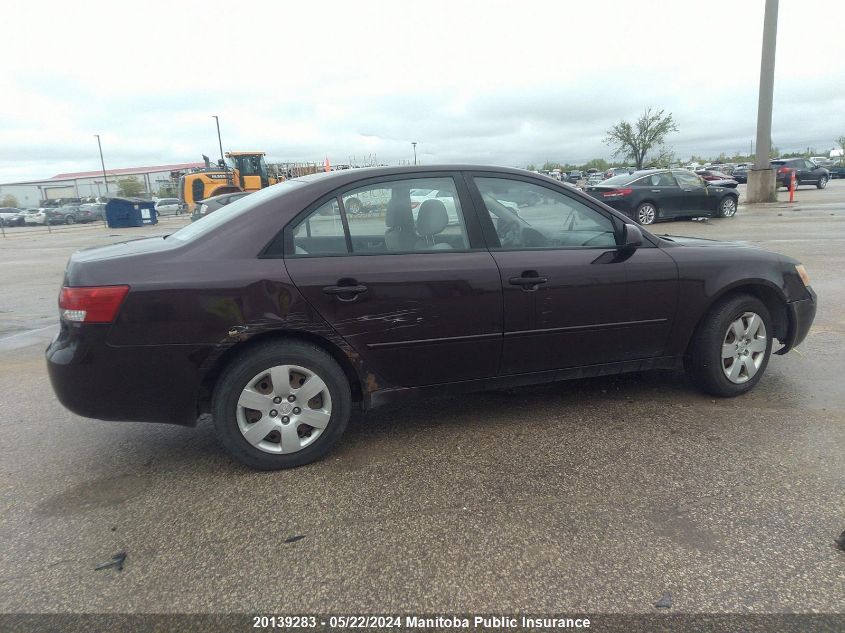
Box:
(236, 364), (332, 454)
(637, 204), (656, 225)
(819, 176), (828, 189)
(721, 312), (767, 384)
(721, 197), (737, 217)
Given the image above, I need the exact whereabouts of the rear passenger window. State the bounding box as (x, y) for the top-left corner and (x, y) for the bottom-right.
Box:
(343, 177), (469, 253)
(291, 199), (348, 255)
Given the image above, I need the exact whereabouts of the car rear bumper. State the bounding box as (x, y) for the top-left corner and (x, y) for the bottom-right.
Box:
(46, 322), (211, 426)
(776, 287), (817, 355)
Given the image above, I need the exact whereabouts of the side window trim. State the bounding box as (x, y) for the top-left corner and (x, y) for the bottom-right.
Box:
(462, 171), (626, 251)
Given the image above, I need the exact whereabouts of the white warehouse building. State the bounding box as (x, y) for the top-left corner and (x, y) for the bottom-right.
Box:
(0, 162), (204, 207)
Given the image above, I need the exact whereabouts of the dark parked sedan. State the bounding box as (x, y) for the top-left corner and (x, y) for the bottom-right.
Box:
(190, 191), (251, 222)
(732, 165), (750, 183)
(47, 165), (816, 470)
(585, 169), (739, 225)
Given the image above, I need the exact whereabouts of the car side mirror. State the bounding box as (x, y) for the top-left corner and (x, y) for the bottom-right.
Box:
(621, 223), (643, 250)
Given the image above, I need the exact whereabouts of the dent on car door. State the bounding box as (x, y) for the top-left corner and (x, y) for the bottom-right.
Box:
(281, 174), (503, 388)
(467, 175), (678, 374)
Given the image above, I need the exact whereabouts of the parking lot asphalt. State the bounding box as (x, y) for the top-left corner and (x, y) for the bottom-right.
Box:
(1, 184), (843, 614)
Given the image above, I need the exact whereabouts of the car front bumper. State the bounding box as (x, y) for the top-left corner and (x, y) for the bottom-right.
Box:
(776, 286), (817, 355)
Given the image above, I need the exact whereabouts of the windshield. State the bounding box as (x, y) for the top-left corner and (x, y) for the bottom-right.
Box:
(168, 180), (304, 242)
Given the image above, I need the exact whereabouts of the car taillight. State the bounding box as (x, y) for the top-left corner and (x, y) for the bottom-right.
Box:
(602, 188), (633, 198)
(59, 286), (129, 323)
(777, 167), (790, 174)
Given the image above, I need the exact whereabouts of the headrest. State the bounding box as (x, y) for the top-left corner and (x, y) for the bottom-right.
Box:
(416, 199), (449, 236)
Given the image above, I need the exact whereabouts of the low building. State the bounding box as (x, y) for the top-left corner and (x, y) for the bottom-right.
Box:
(0, 162), (204, 208)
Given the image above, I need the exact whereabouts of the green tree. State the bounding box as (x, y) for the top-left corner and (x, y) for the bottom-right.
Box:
(1, 194), (19, 207)
(116, 176), (145, 197)
(604, 107), (678, 170)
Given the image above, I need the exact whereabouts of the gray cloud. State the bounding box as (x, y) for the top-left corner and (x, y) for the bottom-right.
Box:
(2, 0), (844, 182)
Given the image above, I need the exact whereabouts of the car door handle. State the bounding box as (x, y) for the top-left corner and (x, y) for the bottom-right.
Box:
(508, 273), (548, 290)
(322, 284), (368, 298)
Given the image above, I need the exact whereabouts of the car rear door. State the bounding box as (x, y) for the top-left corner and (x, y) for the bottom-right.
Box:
(634, 172), (683, 217)
(466, 173), (678, 375)
(282, 173), (503, 388)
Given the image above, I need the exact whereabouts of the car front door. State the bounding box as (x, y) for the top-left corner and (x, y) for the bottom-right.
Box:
(467, 174), (678, 375)
(801, 159), (819, 183)
(282, 174), (503, 388)
(674, 170), (715, 215)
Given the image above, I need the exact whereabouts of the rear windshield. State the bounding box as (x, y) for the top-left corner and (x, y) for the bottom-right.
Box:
(601, 174), (636, 185)
(168, 180), (304, 242)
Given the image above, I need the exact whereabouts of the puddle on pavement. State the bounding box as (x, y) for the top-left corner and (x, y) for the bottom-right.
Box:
(35, 473), (150, 517)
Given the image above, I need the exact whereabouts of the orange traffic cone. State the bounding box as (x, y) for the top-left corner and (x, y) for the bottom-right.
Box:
(788, 171), (796, 203)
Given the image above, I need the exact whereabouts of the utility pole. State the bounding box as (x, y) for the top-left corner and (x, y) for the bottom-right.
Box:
(94, 134), (109, 196)
(747, 0), (779, 202)
(212, 115), (225, 166)
(412, 142), (417, 165)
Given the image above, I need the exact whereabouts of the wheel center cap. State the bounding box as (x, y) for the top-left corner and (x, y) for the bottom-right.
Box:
(279, 402), (293, 415)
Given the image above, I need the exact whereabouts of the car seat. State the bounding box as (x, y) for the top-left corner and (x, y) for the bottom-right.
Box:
(415, 200), (452, 249)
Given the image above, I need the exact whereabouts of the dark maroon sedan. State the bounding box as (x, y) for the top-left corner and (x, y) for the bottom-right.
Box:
(47, 165), (816, 469)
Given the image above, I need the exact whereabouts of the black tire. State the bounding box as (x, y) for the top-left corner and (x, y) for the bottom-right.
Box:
(717, 195), (738, 218)
(65, 215), (75, 225)
(685, 294), (773, 397)
(635, 202), (657, 225)
(817, 176), (828, 189)
(212, 340), (352, 470)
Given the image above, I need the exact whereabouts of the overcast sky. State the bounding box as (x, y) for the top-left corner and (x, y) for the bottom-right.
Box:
(2, 0), (843, 182)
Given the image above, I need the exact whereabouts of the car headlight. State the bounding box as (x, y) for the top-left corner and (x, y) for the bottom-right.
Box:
(795, 264), (810, 287)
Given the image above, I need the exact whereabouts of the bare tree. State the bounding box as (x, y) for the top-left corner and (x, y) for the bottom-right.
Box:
(604, 107), (679, 170)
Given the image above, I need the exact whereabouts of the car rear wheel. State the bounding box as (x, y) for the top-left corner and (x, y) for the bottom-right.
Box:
(65, 215), (76, 225)
(817, 176), (828, 189)
(212, 340), (351, 470)
(717, 196), (738, 218)
(635, 202), (657, 225)
(685, 294), (772, 397)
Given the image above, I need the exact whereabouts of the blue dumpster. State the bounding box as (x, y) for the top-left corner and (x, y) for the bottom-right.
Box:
(105, 198), (158, 228)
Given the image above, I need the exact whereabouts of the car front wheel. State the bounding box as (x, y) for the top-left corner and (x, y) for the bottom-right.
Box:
(65, 215), (76, 225)
(685, 294), (772, 397)
(635, 202), (657, 225)
(817, 176), (828, 189)
(718, 196), (738, 218)
(212, 340), (351, 470)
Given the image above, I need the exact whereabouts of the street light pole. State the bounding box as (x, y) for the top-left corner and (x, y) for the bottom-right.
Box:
(412, 142), (417, 165)
(94, 134), (109, 196)
(213, 115), (225, 167)
(747, 0), (779, 203)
